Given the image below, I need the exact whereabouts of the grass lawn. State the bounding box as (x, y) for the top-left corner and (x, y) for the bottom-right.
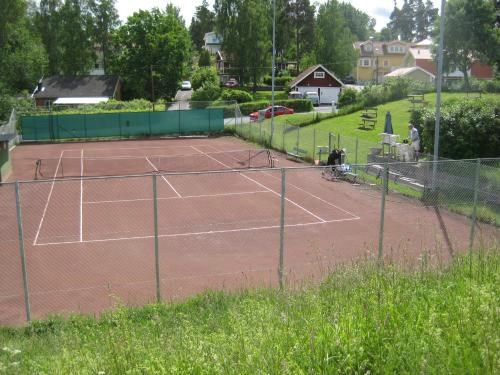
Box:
(1, 249), (498, 373)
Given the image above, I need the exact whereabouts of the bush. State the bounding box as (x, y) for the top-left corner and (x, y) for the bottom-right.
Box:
(481, 79), (500, 93)
(191, 83), (222, 102)
(191, 67), (219, 90)
(220, 89), (253, 103)
(337, 88), (358, 108)
(262, 75), (293, 86)
(412, 98), (500, 159)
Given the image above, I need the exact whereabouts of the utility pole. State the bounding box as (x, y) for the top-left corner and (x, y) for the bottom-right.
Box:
(432, 0), (446, 189)
(270, 0), (277, 144)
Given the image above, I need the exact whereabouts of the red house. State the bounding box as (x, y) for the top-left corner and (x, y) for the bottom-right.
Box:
(289, 64), (344, 105)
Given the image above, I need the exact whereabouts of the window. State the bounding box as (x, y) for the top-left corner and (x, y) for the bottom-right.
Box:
(384, 60), (389, 67)
(364, 43), (372, 52)
(389, 45), (405, 53)
(314, 71), (325, 79)
(359, 58), (371, 67)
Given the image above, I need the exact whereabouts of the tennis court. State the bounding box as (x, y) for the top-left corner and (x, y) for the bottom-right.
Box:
(1, 136), (494, 325)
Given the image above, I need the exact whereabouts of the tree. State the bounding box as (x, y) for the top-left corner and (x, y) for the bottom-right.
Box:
(191, 66), (219, 90)
(0, 0), (47, 91)
(284, 0), (315, 74)
(198, 49), (212, 67)
(214, 0), (271, 88)
(339, 3), (375, 41)
(89, 0), (120, 73)
(35, 0), (64, 74)
(440, 0), (499, 88)
(386, 0), (438, 42)
(189, 0), (215, 51)
(315, 0), (356, 78)
(111, 6), (192, 99)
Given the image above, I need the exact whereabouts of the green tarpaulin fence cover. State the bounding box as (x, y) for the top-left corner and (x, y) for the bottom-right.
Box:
(21, 109), (224, 141)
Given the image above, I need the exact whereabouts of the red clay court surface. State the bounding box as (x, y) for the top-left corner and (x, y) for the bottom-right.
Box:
(0, 136), (498, 325)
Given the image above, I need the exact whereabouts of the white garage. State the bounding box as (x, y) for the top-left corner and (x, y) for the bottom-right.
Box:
(289, 64), (344, 105)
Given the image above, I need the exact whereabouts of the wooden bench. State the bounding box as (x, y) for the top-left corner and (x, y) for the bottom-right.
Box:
(287, 147), (307, 161)
(359, 107), (377, 129)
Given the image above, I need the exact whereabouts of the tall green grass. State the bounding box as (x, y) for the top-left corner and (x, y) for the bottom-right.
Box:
(1, 249), (498, 374)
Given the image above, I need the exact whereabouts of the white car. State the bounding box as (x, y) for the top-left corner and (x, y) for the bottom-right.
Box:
(181, 81), (192, 90)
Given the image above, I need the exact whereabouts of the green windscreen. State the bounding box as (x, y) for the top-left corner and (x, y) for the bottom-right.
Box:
(20, 108), (224, 141)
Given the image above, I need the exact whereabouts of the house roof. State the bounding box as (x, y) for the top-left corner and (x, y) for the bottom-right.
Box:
(408, 48), (433, 60)
(33, 75), (120, 100)
(354, 40), (409, 56)
(385, 66), (435, 78)
(289, 64), (343, 88)
(411, 39), (433, 48)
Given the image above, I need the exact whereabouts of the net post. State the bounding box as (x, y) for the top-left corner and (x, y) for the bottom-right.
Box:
(279, 168), (286, 290)
(152, 174), (161, 302)
(377, 162), (389, 266)
(468, 158), (481, 269)
(15, 182), (31, 322)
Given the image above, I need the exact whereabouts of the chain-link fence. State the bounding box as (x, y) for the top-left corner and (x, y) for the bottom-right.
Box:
(0, 159), (498, 325)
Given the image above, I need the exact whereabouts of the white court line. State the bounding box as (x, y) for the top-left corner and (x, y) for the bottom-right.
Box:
(208, 144), (359, 220)
(62, 144), (214, 152)
(191, 145), (326, 223)
(80, 149), (84, 242)
(263, 171), (360, 219)
(33, 150), (64, 245)
(83, 190), (270, 204)
(34, 217), (360, 246)
(145, 157), (182, 198)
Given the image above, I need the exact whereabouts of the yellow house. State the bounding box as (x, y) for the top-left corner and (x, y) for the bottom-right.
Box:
(352, 40), (410, 84)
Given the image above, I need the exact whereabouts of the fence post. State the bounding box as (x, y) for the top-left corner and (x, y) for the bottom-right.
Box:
(15, 182), (31, 322)
(354, 136), (359, 173)
(208, 108), (211, 135)
(83, 113), (87, 139)
(282, 124), (286, 151)
(468, 159), (481, 261)
(296, 126), (300, 152)
(259, 122), (262, 143)
(377, 163), (389, 265)
(178, 102), (181, 135)
(118, 113), (122, 138)
(312, 128), (316, 163)
(328, 132), (332, 153)
(279, 168), (286, 289)
(152, 174), (161, 302)
(337, 133), (341, 150)
(148, 110), (152, 136)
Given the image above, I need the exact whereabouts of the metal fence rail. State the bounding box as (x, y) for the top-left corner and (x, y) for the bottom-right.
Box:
(0, 159), (498, 325)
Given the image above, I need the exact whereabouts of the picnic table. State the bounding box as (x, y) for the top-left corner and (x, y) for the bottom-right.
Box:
(359, 107), (377, 129)
(407, 94), (427, 109)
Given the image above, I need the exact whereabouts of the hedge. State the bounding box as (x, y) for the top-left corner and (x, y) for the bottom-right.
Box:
(411, 98), (499, 159)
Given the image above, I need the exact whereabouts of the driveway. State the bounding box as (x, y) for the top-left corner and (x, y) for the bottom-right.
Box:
(168, 90), (192, 110)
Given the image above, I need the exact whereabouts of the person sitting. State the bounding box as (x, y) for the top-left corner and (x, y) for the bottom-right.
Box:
(327, 149), (343, 166)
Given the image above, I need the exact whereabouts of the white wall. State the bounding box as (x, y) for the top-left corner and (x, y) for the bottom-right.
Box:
(297, 86), (341, 104)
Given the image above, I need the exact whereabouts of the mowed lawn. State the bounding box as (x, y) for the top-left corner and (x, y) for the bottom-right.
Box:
(247, 92), (500, 163)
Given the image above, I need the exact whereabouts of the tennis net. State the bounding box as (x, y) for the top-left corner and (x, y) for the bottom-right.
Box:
(34, 149), (275, 179)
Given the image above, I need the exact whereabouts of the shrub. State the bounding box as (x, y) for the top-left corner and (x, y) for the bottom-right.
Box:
(220, 89), (253, 103)
(198, 50), (212, 67)
(412, 98), (500, 159)
(481, 79), (500, 93)
(262, 75), (293, 86)
(191, 83), (222, 103)
(191, 67), (219, 90)
(337, 87), (358, 108)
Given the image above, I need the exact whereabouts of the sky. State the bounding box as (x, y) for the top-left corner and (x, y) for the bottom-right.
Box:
(115, 0), (442, 32)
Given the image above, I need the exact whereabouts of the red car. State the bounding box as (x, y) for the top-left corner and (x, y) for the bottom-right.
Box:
(250, 105), (294, 121)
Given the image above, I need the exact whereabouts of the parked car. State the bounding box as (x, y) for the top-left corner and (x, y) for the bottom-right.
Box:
(249, 105), (294, 121)
(225, 78), (239, 87)
(181, 81), (192, 90)
(304, 91), (320, 106)
(288, 91), (303, 99)
(342, 75), (356, 84)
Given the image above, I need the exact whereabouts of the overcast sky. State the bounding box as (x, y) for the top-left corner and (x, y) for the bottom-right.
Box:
(115, 0), (442, 32)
